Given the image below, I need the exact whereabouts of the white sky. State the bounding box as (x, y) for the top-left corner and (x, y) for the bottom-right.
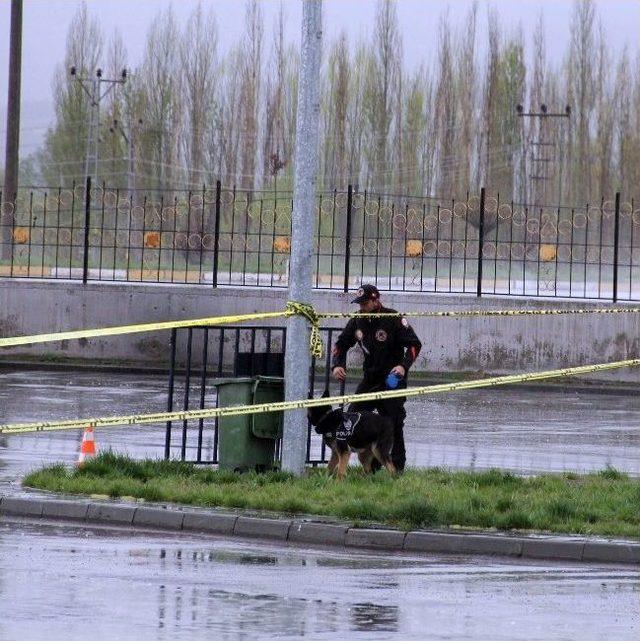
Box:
(1, 0), (639, 155)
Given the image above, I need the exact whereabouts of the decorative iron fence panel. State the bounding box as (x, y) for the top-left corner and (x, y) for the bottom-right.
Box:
(1, 179), (637, 300)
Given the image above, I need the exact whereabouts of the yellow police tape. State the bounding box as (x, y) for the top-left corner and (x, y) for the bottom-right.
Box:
(0, 301), (324, 360)
(321, 306), (640, 320)
(0, 310), (290, 348)
(2, 356), (639, 435)
(2, 302), (640, 352)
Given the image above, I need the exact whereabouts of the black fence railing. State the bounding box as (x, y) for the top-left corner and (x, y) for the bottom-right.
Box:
(164, 325), (345, 465)
(1, 178), (638, 300)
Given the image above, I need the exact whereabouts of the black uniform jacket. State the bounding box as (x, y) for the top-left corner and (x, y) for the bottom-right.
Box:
(331, 306), (422, 383)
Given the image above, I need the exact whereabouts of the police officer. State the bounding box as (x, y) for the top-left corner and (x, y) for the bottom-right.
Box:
(331, 284), (422, 472)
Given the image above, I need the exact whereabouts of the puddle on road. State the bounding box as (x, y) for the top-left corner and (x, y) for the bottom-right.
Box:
(0, 519), (638, 641)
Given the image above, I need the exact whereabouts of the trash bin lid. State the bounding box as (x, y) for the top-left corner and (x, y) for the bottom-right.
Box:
(213, 377), (255, 387)
(253, 375), (285, 386)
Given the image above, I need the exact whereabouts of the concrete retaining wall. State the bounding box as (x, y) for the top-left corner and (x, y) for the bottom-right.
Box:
(1, 279), (640, 381)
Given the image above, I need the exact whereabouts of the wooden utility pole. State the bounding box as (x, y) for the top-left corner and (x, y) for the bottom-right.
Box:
(2, 0), (23, 261)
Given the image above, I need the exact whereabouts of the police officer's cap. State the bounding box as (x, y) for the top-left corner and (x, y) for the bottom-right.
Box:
(351, 284), (380, 304)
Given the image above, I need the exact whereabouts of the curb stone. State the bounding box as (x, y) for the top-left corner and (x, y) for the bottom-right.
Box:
(346, 528), (406, 550)
(404, 531), (524, 557)
(582, 542), (640, 564)
(289, 521), (348, 546)
(133, 506), (184, 530)
(0, 496), (44, 517)
(182, 511), (238, 535)
(42, 500), (90, 521)
(234, 516), (291, 540)
(1, 494), (639, 565)
(87, 502), (137, 525)
(522, 538), (585, 561)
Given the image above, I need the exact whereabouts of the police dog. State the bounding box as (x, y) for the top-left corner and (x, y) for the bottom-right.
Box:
(307, 391), (396, 480)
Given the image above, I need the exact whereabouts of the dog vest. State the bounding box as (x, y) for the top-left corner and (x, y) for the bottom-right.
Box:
(335, 411), (362, 442)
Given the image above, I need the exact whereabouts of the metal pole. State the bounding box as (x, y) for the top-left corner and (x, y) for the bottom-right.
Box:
(2, 0), (23, 262)
(281, 0), (322, 476)
(73, 70), (126, 189)
(613, 192), (621, 303)
(164, 328), (177, 459)
(343, 184), (353, 292)
(476, 187), (486, 297)
(127, 109), (135, 195)
(82, 176), (92, 284)
(212, 179), (221, 287)
(94, 79), (100, 184)
(83, 79), (96, 188)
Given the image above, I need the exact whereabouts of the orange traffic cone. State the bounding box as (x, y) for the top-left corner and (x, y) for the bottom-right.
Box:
(77, 426), (97, 465)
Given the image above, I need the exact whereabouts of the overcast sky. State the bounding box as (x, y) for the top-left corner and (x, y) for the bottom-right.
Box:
(1, 0), (639, 155)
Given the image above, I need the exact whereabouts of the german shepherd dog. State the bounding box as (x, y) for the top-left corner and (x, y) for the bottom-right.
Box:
(307, 391), (396, 479)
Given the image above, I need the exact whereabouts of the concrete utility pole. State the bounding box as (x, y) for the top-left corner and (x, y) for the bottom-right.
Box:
(70, 66), (127, 187)
(281, 0), (322, 476)
(2, 0), (23, 262)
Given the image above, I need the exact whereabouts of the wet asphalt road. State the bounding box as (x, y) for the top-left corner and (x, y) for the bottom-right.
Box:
(1, 369), (640, 490)
(0, 517), (638, 641)
(1, 370), (640, 640)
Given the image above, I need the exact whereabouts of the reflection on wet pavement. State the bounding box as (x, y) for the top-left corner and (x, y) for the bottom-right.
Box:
(0, 518), (637, 641)
(2, 369), (640, 488)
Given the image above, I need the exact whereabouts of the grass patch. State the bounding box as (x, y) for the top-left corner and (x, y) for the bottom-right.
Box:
(23, 452), (640, 538)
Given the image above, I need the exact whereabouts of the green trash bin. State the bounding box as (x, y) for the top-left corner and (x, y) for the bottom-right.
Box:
(214, 376), (284, 472)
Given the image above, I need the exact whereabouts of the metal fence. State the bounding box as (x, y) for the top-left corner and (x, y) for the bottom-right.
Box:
(164, 325), (344, 465)
(1, 177), (637, 300)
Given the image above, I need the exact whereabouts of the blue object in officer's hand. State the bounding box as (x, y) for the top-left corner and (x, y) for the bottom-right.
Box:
(385, 372), (403, 389)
